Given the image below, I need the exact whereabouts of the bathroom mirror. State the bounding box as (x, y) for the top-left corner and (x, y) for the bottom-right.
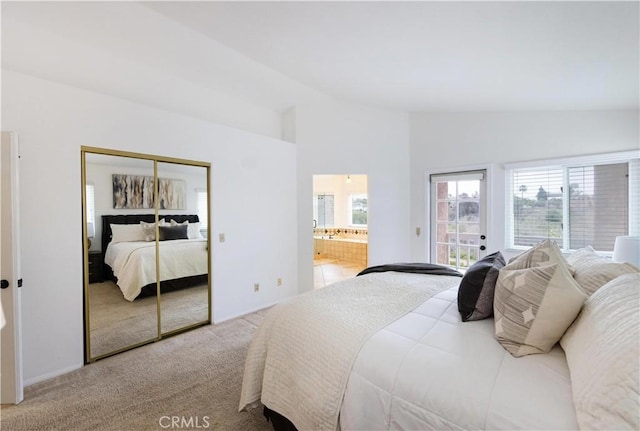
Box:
(82, 147), (211, 362)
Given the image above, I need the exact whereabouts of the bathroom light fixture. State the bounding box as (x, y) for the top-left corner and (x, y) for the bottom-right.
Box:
(346, 175), (352, 184)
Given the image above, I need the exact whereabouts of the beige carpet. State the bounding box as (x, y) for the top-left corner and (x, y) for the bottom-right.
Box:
(1, 311), (272, 431)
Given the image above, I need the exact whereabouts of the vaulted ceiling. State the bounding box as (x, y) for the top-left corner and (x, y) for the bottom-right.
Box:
(3, 1), (638, 116)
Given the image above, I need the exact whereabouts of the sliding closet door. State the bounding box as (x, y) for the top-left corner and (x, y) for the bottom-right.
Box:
(83, 147), (212, 362)
(156, 162), (210, 335)
(84, 153), (159, 360)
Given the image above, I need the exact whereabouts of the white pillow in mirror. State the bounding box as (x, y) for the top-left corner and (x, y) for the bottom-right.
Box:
(170, 219), (203, 239)
(110, 223), (145, 243)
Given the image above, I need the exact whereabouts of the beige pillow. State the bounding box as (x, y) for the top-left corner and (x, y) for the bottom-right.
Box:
(568, 246), (639, 296)
(560, 273), (640, 430)
(140, 219), (166, 242)
(507, 239), (574, 274)
(494, 240), (587, 357)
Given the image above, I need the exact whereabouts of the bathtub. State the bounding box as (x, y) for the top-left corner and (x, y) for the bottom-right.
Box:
(314, 236), (368, 265)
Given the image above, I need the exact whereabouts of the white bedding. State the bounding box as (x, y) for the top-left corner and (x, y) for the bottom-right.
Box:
(240, 272), (462, 431)
(340, 285), (579, 430)
(104, 239), (207, 301)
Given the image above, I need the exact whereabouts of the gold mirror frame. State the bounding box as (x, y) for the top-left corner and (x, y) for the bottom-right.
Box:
(81, 146), (212, 363)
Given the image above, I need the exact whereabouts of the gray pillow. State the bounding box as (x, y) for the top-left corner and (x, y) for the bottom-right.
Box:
(457, 251), (505, 322)
(158, 225), (188, 241)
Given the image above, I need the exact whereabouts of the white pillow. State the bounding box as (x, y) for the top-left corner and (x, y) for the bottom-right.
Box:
(188, 222), (203, 239)
(561, 273), (640, 430)
(110, 223), (145, 243)
(568, 246), (639, 296)
(170, 219), (203, 239)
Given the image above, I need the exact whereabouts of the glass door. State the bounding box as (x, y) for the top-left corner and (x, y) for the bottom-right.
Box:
(430, 170), (487, 270)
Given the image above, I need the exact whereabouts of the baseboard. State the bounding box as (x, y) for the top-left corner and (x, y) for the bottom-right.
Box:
(213, 299), (285, 324)
(24, 362), (83, 387)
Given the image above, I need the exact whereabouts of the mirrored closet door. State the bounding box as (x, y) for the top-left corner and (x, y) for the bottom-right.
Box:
(82, 147), (211, 362)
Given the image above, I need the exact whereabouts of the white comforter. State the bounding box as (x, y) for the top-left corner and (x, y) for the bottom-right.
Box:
(340, 285), (579, 430)
(240, 272), (462, 431)
(104, 239), (207, 301)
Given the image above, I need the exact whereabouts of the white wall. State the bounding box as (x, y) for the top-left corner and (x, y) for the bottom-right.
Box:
(409, 110), (640, 261)
(294, 101), (410, 293)
(2, 70), (298, 384)
(1, 2), (330, 141)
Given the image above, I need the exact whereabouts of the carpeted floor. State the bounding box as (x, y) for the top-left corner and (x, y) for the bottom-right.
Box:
(1, 310), (272, 431)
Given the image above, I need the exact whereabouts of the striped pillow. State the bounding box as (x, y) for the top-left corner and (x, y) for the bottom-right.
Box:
(494, 241), (587, 357)
(568, 246), (639, 296)
(560, 273), (640, 430)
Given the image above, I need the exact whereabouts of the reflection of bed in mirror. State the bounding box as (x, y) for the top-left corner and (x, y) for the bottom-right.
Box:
(101, 214), (208, 301)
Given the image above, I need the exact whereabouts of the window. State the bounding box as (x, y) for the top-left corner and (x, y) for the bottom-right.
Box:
(506, 151), (639, 252)
(314, 194), (335, 227)
(85, 183), (95, 226)
(196, 189), (208, 230)
(350, 194), (368, 226)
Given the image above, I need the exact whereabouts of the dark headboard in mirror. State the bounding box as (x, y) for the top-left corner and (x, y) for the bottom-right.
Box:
(101, 214), (200, 277)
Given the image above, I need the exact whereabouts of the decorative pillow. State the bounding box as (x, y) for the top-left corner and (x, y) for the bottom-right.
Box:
(494, 258), (587, 357)
(110, 223), (145, 243)
(158, 225), (188, 241)
(568, 246), (639, 296)
(560, 273), (640, 430)
(507, 239), (574, 274)
(170, 219), (203, 239)
(140, 219), (166, 242)
(457, 251), (505, 322)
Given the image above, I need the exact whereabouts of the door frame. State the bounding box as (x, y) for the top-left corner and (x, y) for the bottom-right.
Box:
(425, 164), (493, 265)
(1, 131), (24, 404)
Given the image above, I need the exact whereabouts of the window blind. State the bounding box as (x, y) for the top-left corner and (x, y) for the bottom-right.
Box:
(85, 184), (95, 226)
(568, 163), (628, 251)
(506, 151), (639, 252)
(511, 166), (564, 247)
(197, 190), (208, 229)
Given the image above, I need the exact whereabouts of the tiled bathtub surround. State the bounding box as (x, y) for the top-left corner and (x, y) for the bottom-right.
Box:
(314, 237), (368, 267)
(313, 227), (368, 241)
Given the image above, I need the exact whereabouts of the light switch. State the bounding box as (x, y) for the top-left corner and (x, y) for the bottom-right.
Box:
(416, 227), (421, 237)
(219, 233), (225, 243)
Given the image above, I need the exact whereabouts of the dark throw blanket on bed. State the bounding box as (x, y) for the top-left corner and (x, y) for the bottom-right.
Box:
(357, 262), (463, 278)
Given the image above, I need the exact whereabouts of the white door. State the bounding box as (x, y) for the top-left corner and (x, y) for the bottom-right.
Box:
(430, 170), (487, 270)
(1, 131), (24, 404)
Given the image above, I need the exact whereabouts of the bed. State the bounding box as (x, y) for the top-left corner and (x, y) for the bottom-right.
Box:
(239, 244), (640, 431)
(101, 214), (208, 301)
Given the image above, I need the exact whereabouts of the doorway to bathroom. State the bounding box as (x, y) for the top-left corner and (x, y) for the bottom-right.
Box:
(313, 174), (368, 289)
